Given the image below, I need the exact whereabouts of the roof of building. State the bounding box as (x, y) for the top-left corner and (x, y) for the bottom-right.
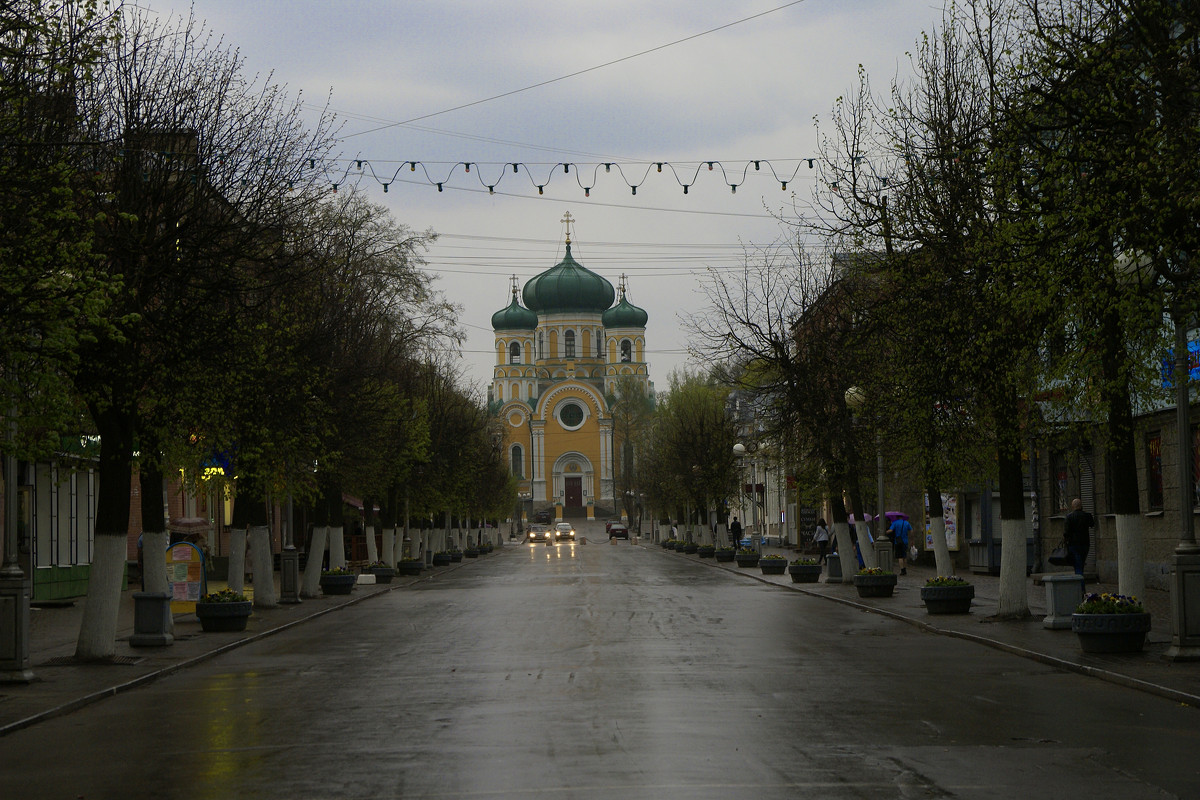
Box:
(601, 286), (648, 328)
(522, 243), (615, 315)
(491, 287), (539, 330)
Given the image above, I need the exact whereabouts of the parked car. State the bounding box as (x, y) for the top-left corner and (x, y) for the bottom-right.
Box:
(605, 518), (621, 534)
(554, 521), (576, 541)
(608, 523), (629, 540)
(528, 524), (551, 542)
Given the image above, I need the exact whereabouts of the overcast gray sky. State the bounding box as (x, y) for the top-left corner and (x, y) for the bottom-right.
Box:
(141, 0), (946, 390)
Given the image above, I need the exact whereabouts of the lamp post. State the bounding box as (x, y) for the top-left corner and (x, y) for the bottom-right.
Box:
(1, 408), (33, 682)
(279, 493), (301, 604)
(1166, 301), (1200, 661)
(733, 443), (760, 553)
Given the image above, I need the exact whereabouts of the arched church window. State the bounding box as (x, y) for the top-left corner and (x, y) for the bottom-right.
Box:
(564, 329), (575, 359)
(511, 444), (523, 477)
(620, 339), (632, 362)
(537, 332), (543, 360)
(509, 341), (521, 364)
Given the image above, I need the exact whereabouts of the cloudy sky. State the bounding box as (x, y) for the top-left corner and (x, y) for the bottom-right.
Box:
(140, 0), (946, 390)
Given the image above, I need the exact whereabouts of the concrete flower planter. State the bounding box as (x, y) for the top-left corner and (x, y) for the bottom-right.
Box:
(1071, 612), (1151, 654)
(714, 549), (736, 562)
(319, 573), (356, 595)
(195, 600), (252, 632)
(788, 564), (822, 583)
(759, 558), (788, 575)
(369, 566), (396, 584)
(920, 584), (975, 614)
(853, 573), (897, 598)
(735, 553), (760, 568)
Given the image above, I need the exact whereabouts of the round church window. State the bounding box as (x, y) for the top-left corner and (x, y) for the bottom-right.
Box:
(557, 400), (585, 430)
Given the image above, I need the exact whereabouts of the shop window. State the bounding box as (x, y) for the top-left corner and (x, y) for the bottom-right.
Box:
(1146, 431), (1163, 511)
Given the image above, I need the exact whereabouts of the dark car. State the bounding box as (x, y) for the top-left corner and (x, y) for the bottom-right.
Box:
(528, 524), (551, 542)
(608, 523), (629, 539)
(534, 509), (553, 524)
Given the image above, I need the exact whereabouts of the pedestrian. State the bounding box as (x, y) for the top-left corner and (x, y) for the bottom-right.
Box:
(813, 518), (830, 564)
(888, 515), (912, 575)
(729, 516), (742, 547)
(1064, 498), (1094, 581)
(670, 521), (678, 541)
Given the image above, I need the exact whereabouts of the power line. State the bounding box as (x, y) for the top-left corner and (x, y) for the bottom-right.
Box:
(341, 1), (810, 138)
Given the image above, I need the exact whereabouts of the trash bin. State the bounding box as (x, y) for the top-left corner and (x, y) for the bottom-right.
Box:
(825, 552), (842, 583)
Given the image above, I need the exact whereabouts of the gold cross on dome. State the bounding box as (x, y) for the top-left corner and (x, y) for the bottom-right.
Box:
(561, 211), (574, 244)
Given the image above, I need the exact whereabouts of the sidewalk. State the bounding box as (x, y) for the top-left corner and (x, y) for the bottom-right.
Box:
(0, 563), (461, 737)
(693, 544), (1200, 707)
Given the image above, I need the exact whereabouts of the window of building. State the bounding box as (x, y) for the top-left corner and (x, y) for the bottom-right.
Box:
(509, 341), (521, 364)
(1051, 451), (1068, 512)
(537, 332), (543, 360)
(511, 444), (524, 478)
(1146, 431), (1163, 511)
(597, 334), (603, 357)
(620, 339), (632, 363)
(564, 329), (575, 359)
(556, 400), (586, 430)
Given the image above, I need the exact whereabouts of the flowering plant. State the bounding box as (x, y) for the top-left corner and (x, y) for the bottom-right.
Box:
(761, 554), (787, 561)
(199, 588), (247, 603)
(790, 558), (819, 566)
(322, 566), (353, 576)
(1076, 592), (1145, 614)
(369, 561), (390, 569)
(715, 546), (735, 553)
(925, 575), (970, 587)
(857, 567), (889, 575)
(737, 547), (758, 554)
(399, 557), (421, 563)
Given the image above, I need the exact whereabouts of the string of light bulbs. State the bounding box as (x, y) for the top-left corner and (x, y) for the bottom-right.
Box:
(327, 157), (821, 197)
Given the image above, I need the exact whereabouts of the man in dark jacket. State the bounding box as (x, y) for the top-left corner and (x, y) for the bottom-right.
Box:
(1064, 498), (1094, 579)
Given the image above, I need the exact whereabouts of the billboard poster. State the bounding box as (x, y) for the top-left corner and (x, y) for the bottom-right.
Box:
(924, 493), (959, 551)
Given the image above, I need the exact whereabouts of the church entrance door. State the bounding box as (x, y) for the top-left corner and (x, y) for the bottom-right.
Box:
(564, 477), (582, 510)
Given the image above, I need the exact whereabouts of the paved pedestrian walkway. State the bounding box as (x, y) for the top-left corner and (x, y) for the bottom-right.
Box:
(689, 543), (1200, 707)
(3, 540), (1197, 738)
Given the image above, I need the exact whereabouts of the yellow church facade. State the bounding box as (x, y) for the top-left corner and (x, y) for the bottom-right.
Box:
(490, 220), (650, 522)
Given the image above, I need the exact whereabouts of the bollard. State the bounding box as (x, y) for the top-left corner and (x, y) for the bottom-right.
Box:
(1043, 573), (1085, 629)
(129, 592), (173, 647)
(825, 552), (842, 583)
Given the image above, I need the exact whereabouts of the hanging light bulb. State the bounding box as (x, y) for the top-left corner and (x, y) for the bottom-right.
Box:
(584, 187), (590, 197)
(436, 182), (443, 192)
(488, 185), (494, 194)
(731, 184), (737, 193)
(410, 162), (416, 171)
(604, 163), (612, 172)
(332, 183), (339, 193)
(754, 161), (761, 170)
(707, 162), (714, 170)
(683, 185), (689, 194)
(383, 183), (389, 193)
(537, 185), (544, 195)
(511, 163), (519, 173)
(781, 181), (787, 190)
(807, 159), (814, 168)
(656, 163), (662, 172)
(631, 186), (637, 195)
(463, 162), (471, 173)
(356, 160), (363, 170)
(563, 163), (570, 174)
(308, 158), (316, 169)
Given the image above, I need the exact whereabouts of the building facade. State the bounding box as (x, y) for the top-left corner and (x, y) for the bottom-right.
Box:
(490, 221), (650, 522)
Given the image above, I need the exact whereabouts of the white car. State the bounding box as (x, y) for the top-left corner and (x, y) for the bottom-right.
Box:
(554, 522), (576, 541)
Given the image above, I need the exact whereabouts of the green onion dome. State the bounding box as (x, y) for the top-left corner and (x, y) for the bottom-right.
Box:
(602, 289), (648, 328)
(491, 288), (538, 330)
(522, 243), (615, 314)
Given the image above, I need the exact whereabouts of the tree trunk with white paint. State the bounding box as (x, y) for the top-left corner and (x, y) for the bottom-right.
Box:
(248, 524), (277, 607)
(1115, 514), (1144, 601)
(75, 535), (127, 661)
(300, 524), (327, 598)
(927, 489), (953, 578)
(228, 527), (247, 594)
(832, 522), (856, 584)
(365, 524), (378, 563)
(853, 519), (878, 569)
(996, 447), (1030, 618)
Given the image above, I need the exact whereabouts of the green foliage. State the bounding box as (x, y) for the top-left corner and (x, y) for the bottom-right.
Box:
(1076, 592), (1145, 615)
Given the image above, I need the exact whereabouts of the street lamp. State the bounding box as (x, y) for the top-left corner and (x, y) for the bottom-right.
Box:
(733, 442), (760, 553)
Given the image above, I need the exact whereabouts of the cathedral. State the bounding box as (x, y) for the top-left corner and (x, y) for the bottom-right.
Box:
(490, 215), (651, 521)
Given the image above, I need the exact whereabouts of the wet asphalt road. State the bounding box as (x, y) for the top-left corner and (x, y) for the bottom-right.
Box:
(2, 530), (1198, 799)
